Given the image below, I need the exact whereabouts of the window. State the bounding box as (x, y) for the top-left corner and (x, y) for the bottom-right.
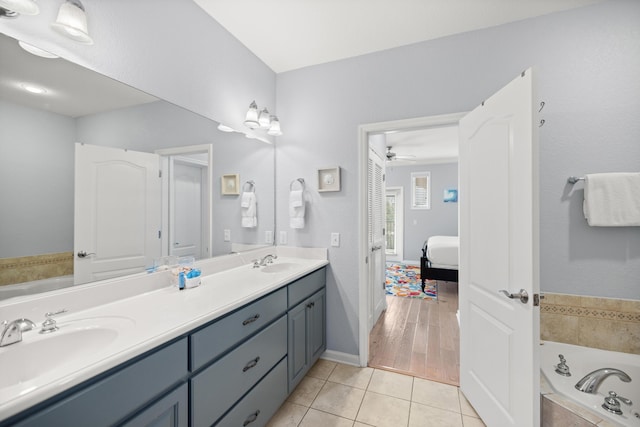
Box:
(385, 194), (396, 254)
(411, 172), (431, 209)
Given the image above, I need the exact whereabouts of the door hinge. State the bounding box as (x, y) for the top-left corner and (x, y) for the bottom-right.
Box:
(158, 230), (162, 239)
(382, 228), (385, 236)
(533, 293), (540, 307)
(383, 173), (385, 182)
(159, 170), (162, 178)
(365, 256), (368, 264)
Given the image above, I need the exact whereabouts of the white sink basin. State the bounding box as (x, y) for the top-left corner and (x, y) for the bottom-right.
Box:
(0, 316), (133, 390)
(260, 263), (300, 273)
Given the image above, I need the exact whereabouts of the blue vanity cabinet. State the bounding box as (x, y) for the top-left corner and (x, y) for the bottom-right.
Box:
(9, 338), (188, 427)
(122, 383), (188, 427)
(287, 269), (327, 392)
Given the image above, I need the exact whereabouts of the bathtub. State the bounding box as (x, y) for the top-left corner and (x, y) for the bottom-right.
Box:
(541, 341), (640, 426)
(0, 275), (74, 301)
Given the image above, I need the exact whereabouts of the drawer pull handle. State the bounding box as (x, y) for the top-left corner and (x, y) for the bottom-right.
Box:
(306, 302), (315, 308)
(242, 314), (261, 326)
(243, 410), (260, 426)
(243, 356), (260, 372)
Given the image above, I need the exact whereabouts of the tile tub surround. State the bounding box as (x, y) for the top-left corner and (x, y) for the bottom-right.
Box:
(267, 359), (486, 427)
(540, 293), (640, 354)
(0, 252), (73, 286)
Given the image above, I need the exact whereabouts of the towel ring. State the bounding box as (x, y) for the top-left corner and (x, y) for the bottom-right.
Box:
(290, 178), (305, 191)
(243, 180), (256, 192)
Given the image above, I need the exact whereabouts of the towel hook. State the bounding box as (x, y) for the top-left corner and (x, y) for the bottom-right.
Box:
(538, 101), (545, 112)
(290, 178), (305, 191)
(243, 180), (255, 192)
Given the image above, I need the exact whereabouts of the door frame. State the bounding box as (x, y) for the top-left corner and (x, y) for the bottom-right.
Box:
(384, 186), (404, 262)
(156, 144), (213, 259)
(357, 112), (466, 367)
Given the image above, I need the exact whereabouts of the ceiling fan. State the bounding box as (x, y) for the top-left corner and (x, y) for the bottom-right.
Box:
(386, 146), (415, 162)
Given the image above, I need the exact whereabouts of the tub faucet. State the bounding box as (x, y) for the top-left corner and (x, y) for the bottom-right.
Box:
(575, 368), (632, 394)
(0, 318), (36, 347)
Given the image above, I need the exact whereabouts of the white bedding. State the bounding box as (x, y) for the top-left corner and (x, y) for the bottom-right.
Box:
(426, 236), (459, 268)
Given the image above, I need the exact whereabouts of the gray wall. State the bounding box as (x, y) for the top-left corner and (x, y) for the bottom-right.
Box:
(0, 100), (75, 257)
(386, 163), (458, 262)
(276, 0), (640, 356)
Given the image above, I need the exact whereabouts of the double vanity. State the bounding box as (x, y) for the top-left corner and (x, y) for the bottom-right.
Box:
(0, 247), (328, 427)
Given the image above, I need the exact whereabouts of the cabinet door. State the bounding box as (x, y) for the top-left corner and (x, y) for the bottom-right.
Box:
(122, 383), (188, 427)
(287, 301), (309, 391)
(308, 288), (326, 363)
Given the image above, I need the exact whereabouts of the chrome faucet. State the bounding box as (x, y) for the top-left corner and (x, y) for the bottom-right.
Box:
(0, 318), (36, 346)
(575, 368), (632, 394)
(258, 254), (277, 266)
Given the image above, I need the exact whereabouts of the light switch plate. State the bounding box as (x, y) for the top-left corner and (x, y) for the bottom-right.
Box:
(265, 230), (274, 244)
(224, 229), (231, 242)
(331, 232), (340, 247)
(279, 231), (287, 245)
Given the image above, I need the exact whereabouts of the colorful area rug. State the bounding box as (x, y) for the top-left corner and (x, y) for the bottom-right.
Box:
(385, 263), (437, 300)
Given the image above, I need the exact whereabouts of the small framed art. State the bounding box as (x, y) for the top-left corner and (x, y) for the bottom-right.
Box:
(317, 167), (341, 192)
(221, 174), (240, 195)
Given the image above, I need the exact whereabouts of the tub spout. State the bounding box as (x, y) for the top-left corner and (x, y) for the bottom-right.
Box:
(575, 368), (632, 394)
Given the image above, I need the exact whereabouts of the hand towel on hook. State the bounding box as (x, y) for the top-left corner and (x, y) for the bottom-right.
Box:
(241, 192), (257, 228)
(289, 190), (305, 229)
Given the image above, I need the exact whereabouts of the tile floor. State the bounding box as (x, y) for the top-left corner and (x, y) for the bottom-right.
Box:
(267, 360), (486, 427)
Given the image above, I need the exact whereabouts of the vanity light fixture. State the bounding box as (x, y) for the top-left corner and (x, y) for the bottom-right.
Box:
(0, 0), (39, 16)
(243, 101), (283, 136)
(18, 40), (59, 58)
(51, 0), (93, 45)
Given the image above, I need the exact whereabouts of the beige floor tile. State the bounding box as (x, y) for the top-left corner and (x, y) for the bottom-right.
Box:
(307, 359), (337, 380)
(367, 369), (414, 401)
(458, 390), (479, 417)
(328, 363), (374, 389)
(412, 377), (460, 412)
(311, 381), (366, 420)
(356, 391), (411, 427)
(354, 423), (375, 427)
(462, 415), (486, 427)
(266, 402), (309, 427)
(409, 402), (463, 427)
(288, 376), (326, 407)
(299, 408), (354, 427)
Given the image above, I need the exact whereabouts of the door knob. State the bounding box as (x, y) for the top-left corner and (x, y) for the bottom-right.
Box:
(77, 251), (96, 258)
(498, 289), (529, 304)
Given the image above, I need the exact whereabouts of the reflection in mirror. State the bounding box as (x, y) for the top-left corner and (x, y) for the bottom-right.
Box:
(0, 32), (275, 299)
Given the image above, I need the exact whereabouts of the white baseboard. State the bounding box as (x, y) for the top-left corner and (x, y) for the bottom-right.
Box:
(320, 350), (362, 367)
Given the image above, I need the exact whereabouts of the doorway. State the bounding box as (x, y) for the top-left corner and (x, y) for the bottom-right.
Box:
(359, 113), (464, 383)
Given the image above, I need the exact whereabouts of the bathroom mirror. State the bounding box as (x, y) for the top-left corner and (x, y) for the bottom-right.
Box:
(0, 32), (275, 298)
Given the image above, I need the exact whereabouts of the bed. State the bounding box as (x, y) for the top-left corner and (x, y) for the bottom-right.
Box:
(420, 235), (459, 293)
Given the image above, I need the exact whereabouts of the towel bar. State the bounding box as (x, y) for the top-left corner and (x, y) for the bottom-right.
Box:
(567, 176), (585, 184)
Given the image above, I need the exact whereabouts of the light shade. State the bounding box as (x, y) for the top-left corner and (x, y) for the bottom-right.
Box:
(51, 0), (93, 45)
(267, 116), (282, 136)
(258, 108), (271, 129)
(243, 101), (259, 129)
(18, 41), (59, 59)
(0, 0), (39, 15)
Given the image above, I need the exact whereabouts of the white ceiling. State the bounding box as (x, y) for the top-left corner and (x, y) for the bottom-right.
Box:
(194, 0), (602, 73)
(384, 125), (459, 165)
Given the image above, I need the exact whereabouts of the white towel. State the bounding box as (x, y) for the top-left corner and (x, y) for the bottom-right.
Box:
(289, 190), (305, 229)
(583, 172), (640, 226)
(241, 192), (257, 228)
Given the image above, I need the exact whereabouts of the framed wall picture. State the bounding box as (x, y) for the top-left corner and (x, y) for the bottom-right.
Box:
(317, 167), (341, 192)
(444, 188), (458, 203)
(221, 174), (240, 195)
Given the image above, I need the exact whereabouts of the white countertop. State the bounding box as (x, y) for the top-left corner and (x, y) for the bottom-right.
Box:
(0, 247), (327, 421)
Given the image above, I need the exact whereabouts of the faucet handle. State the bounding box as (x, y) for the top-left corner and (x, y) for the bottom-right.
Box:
(555, 354), (571, 377)
(602, 391), (632, 415)
(40, 309), (67, 334)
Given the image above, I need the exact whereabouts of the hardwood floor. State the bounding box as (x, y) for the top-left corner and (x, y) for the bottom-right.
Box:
(368, 281), (460, 386)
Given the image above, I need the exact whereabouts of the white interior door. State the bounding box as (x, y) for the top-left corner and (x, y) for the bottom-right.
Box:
(385, 187), (404, 262)
(170, 159), (205, 259)
(459, 69), (540, 426)
(368, 147), (387, 331)
(74, 143), (161, 284)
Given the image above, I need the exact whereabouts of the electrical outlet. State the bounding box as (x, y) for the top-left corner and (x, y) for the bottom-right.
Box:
(224, 229), (231, 242)
(265, 230), (274, 244)
(331, 232), (340, 247)
(279, 231), (287, 245)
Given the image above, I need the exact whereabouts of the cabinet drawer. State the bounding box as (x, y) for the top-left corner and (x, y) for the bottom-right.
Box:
(191, 316), (287, 427)
(14, 338), (188, 427)
(214, 358), (287, 427)
(190, 287), (286, 371)
(287, 268), (326, 308)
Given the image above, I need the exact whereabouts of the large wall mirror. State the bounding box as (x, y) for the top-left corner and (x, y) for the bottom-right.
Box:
(0, 32), (275, 299)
